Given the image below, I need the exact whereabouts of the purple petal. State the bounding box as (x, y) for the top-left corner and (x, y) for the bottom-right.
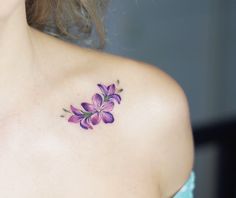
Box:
(80, 118), (93, 130)
(90, 112), (101, 125)
(70, 105), (84, 116)
(68, 115), (82, 123)
(110, 94), (121, 104)
(81, 102), (96, 112)
(92, 93), (103, 107)
(107, 84), (116, 95)
(97, 84), (109, 95)
(101, 111), (114, 123)
(101, 101), (114, 112)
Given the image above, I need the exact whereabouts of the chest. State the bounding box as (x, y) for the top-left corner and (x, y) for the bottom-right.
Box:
(0, 114), (160, 198)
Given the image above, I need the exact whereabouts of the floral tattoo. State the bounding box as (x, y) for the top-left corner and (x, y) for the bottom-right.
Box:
(61, 80), (123, 130)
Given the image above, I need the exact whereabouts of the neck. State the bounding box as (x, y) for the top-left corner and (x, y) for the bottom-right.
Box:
(0, 3), (36, 74)
(0, 3), (41, 119)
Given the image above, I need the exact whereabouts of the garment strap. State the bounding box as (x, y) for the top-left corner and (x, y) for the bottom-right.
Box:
(173, 171), (195, 198)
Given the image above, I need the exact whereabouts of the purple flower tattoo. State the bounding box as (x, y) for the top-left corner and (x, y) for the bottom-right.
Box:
(97, 83), (121, 104)
(61, 80), (123, 130)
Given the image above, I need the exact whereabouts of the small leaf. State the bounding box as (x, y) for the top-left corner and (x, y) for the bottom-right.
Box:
(63, 108), (71, 113)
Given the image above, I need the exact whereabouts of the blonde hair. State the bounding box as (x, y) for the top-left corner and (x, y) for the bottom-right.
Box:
(25, 0), (108, 48)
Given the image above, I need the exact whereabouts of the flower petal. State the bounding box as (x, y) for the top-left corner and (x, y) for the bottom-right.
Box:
(70, 105), (84, 116)
(107, 84), (116, 95)
(110, 94), (121, 104)
(68, 115), (82, 123)
(90, 112), (101, 125)
(97, 83), (109, 95)
(92, 93), (103, 107)
(101, 111), (114, 123)
(101, 101), (114, 112)
(81, 102), (96, 112)
(80, 118), (93, 130)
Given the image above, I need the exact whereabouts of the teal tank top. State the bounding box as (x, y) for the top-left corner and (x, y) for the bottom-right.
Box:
(172, 171), (195, 198)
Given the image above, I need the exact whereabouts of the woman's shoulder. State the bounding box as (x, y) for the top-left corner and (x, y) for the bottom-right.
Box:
(71, 47), (195, 195)
(41, 31), (194, 197)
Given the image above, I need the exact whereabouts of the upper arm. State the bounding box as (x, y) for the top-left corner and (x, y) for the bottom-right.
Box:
(125, 60), (195, 197)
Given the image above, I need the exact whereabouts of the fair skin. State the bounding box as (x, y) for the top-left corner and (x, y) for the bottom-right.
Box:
(0, 1), (194, 198)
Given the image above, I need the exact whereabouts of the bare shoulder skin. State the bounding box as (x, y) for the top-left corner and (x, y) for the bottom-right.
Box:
(0, 27), (194, 198)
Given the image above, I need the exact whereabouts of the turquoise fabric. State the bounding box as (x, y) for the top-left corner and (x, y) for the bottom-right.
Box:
(173, 171), (195, 198)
